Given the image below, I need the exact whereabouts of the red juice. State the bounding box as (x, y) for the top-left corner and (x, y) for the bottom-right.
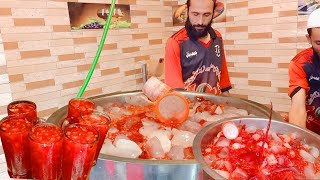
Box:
(7, 100), (37, 125)
(80, 111), (111, 164)
(62, 123), (99, 180)
(29, 123), (63, 180)
(0, 116), (32, 178)
(67, 98), (95, 124)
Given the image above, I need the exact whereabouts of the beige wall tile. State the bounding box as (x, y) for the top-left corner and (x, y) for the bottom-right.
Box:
(0, 1), (46, 9)
(50, 39), (74, 47)
(26, 79), (55, 90)
(53, 25), (71, 32)
(122, 46), (140, 53)
(132, 33), (148, 39)
(226, 26), (248, 33)
(14, 18), (45, 26)
(74, 37), (97, 44)
(227, 1), (248, 9)
(0, 8), (12, 16)
(3, 42), (18, 50)
(63, 80), (83, 89)
(148, 18), (161, 23)
(249, 6), (273, 14)
(9, 74), (24, 82)
(101, 67), (120, 76)
(248, 57), (272, 63)
(20, 49), (51, 59)
(248, 32), (272, 39)
(119, 0), (137, 4)
(149, 39), (162, 45)
(102, 43), (117, 50)
(2, 32), (51, 41)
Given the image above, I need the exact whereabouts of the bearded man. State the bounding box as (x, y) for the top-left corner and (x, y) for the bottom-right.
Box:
(164, 0), (231, 95)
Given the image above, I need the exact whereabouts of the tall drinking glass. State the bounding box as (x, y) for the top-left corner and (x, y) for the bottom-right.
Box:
(66, 98), (95, 124)
(80, 111), (111, 164)
(7, 100), (37, 125)
(62, 123), (99, 180)
(29, 123), (63, 180)
(0, 115), (32, 178)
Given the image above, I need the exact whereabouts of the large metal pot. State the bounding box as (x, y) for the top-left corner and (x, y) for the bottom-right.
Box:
(193, 117), (320, 179)
(48, 91), (282, 180)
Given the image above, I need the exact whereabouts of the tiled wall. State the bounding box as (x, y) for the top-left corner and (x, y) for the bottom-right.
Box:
(220, 0), (309, 113)
(0, 30), (13, 119)
(0, 0), (310, 118)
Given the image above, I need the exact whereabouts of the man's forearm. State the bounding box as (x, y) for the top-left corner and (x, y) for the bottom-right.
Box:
(289, 110), (307, 128)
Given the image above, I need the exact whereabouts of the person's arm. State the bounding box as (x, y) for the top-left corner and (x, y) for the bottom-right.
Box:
(164, 38), (185, 88)
(289, 88), (307, 128)
(288, 59), (309, 128)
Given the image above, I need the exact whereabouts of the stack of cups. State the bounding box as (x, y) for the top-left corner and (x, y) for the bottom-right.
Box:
(0, 100), (38, 178)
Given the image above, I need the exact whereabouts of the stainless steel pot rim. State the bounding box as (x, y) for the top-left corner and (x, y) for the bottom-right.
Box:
(98, 154), (198, 165)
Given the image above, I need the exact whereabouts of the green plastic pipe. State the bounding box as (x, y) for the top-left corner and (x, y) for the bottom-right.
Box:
(77, 0), (116, 97)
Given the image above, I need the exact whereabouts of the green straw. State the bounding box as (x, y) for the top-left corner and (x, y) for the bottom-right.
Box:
(77, 0), (116, 97)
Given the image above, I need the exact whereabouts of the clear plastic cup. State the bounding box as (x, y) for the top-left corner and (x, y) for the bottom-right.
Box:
(62, 123), (99, 180)
(66, 98), (95, 124)
(7, 100), (38, 125)
(29, 123), (63, 180)
(0, 115), (32, 178)
(80, 111), (111, 164)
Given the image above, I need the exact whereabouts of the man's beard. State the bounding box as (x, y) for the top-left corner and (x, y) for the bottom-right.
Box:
(313, 47), (320, 59)
(185, 17), (213, 40)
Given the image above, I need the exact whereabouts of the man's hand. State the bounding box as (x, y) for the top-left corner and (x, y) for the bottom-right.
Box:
(289, 88), (307, 128)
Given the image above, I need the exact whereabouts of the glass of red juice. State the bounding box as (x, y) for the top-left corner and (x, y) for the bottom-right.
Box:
(66, 98), (95, 124)
(0, 115), (32, 178)
(80, 111), (111, 165)
(7, 100), (37, 125)
(28, 123), (63, 180)
(62, 123), (99, 180)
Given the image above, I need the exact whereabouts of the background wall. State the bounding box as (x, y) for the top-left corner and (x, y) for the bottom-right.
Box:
(0, 0), (310, 118)
(0, 30), (13, 118)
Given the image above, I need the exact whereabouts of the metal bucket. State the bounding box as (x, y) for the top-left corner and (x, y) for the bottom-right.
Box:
(47, 91), (282, 180)
(192, 117), (320, 179)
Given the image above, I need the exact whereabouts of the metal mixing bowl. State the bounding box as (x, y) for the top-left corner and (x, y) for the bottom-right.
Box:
(192, 117), (320, 179)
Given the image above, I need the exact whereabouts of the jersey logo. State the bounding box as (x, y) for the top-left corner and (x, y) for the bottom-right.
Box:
(215, 45), (221, 57)
(184, 63), (221, 88)
(309, 75), (320, 82)
(186, 51), (197, 58)
(308, 91), (320, 105)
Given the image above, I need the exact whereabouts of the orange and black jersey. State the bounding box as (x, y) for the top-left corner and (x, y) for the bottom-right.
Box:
(289, 48), (320, 100)
(289, 48), (320, 134)
(164, 27), (231, 95)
